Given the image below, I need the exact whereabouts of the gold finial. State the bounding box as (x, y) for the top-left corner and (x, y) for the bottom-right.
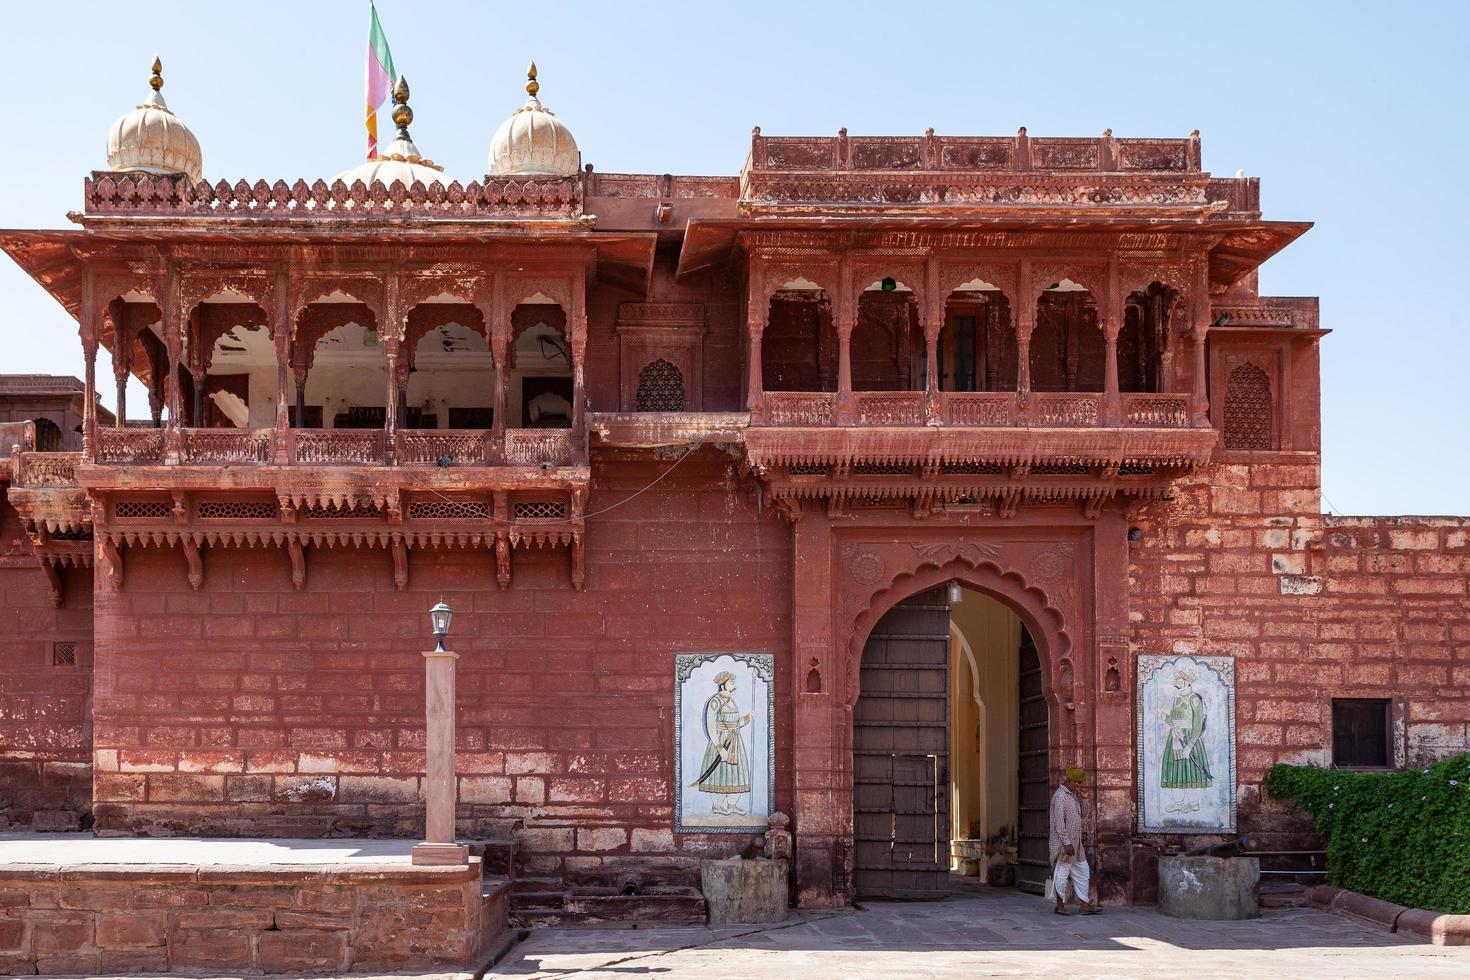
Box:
(526, 60), (540, 98)
(149, 56), (163, 92)
(391, 75), (413, 139)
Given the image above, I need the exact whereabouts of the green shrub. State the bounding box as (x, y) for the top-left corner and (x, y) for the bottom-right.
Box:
(1266, 753), (1470, 914)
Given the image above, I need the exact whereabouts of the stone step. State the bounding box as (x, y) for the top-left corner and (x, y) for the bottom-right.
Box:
(511, 875), (564, 894)
(1258, 882), (1312, 909)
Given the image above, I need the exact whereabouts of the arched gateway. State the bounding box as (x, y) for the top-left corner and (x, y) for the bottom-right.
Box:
(786, 519), (1125, 909)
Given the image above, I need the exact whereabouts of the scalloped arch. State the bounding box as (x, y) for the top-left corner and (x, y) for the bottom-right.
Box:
(846, 555), (1071, 709)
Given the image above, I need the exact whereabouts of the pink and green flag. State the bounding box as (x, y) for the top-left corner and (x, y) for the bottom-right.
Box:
(364, 1), (396, 158)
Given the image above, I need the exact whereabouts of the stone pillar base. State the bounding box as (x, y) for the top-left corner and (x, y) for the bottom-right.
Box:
(701, 858), (790, 924)
(412, 841), (470, 866)
(1158, 855), (1259, 920)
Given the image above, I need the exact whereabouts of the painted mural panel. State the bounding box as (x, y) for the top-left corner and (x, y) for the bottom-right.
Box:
(674, 653), (775, 833)
(1136, 654), (1237, 833)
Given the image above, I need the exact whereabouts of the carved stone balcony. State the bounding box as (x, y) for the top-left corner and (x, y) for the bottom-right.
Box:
(87, 426), (583, 471)
(745, 389), (1214, 518)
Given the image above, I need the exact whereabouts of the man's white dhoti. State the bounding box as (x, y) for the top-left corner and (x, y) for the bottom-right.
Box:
(1053, 858), (1091, 903)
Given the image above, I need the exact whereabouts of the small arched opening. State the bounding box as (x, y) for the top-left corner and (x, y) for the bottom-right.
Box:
(403, 302), (492, 429)
(940, 278), (1016, 392)
(293, 294), (382, 429)
(852, 279), (919, 392)
(762, 279), (834, 394)
(510, 300), (572, 428)
(1031, 278), (1103, 392)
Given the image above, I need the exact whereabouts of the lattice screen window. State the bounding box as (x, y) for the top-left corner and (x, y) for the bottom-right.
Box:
(407, 499), (492, 520)
(114, 500), (173, 519)
(53, 642), (77, 667)
(1030, 463), (1090, 476)
(197, 500), (280, 520)
(941, 461), (1004, 475)
(851, 462), (914, 476)
(1118, 463), (1155, 476)
(302, 503), (386, 519)
(788, 463), (828, 476)
(514, 501), (568, 521)
(1223, 363), (1274, 450)
(635, 359), (686, 412)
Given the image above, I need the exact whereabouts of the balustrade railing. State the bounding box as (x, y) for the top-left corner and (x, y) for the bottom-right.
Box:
(94, 428), (165, 465)
(396, 429), (492, 467)
(1030, 393), (1102, 427)
(764, 392), (837, 426)
(288, 429), (386, 465)
(941, 392), (1017, 426)
(504, 428), (577, 467)
(753, 389), (1199, 429)
(854, 391), (926, 426)
(184, 428), (274, 464)
(1121, 393), (1192, 428)
(15, 452), (81, 488)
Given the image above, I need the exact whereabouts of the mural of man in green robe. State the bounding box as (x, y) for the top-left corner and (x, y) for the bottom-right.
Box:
(1160, 668), (1212, 811)
(690, 670), (753, 815)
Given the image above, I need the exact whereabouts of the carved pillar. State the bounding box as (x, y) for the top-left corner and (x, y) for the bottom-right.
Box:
(487, 273), (508, 459)
(570, 273), (588, 445)
(1190, 259), (1210, 425)
(80, 271), (100, 458)
(1016, 261), (1034, 419)
(110, 301), (130, 427)
(188, 308), (205, 427)
(1102, 261), (1122, 425)
(161, 264), (184, 462)
(272, 270), (291, 462)
(383, 275), (402, 463)
(835, 256), (854, 423)
(923, 258), (942, 417)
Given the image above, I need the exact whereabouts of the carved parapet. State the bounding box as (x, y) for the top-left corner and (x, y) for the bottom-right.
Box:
(396, 429), (492, 467)
(503, 428), (578, 467)
(94, 428), (165, 465)
(82, 173), (585, 221)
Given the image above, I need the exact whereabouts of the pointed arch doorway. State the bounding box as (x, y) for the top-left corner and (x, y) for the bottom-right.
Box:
(852, 584), (1049, 900)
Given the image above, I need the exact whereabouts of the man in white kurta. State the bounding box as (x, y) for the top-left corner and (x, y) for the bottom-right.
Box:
(1049, 766), (1100, 915)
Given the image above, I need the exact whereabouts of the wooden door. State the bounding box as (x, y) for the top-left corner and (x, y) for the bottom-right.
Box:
(1015, 630), (1051, 894)
(853, 588), (951, 899)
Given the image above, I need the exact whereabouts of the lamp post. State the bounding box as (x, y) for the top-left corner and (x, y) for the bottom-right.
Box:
(412, 599), (469, 865)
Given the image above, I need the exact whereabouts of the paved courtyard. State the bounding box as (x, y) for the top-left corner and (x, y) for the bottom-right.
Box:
(491, 885), (1470, 979)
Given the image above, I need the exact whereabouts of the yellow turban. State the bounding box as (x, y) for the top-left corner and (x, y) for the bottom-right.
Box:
(1065, 766), (1086, 783)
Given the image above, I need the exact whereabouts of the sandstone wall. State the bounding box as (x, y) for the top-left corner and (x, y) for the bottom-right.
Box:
(1130, 453), (1470, 843)
(0, 490), (93, 830)
(87, 450), (792, 880)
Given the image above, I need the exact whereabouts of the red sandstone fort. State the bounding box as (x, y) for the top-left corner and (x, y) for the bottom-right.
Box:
(1, 53), (1467, 964)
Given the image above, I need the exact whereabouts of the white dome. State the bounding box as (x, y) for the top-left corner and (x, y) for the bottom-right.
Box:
(488, 62), (580, 178)
(105, 58), (203, 183)
(334, 77), (447, 187)
(335, 138), (448, 187)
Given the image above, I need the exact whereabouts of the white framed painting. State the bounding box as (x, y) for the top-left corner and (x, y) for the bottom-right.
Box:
(674, 653), (775, 834)
(1137, 654), (1237, 834)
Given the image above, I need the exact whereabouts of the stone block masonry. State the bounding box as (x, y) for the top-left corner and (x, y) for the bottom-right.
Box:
(0, 858), (505, 975)
(1130, 457), (1470, 844)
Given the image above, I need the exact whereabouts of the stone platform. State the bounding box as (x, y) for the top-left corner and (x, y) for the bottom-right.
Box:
(0, 834), (511, 975)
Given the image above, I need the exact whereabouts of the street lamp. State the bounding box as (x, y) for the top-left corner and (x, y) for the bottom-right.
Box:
(947, 580), (964, 605)
(429, 599), (452, 651)
(414, 598), (468, 865)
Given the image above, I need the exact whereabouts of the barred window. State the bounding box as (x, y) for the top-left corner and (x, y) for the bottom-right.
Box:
(114, 500), (173, 519)
(197, 500), (280, 520)
(1223, 363), (1274, 451)
(53, 642), (77, 667)
(1333, 699), (1391, 769)
(514, 500), (567, 521)
(636, 359), (686, 412)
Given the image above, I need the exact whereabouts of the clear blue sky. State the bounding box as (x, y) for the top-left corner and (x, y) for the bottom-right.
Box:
(2, 1), (1465, 515)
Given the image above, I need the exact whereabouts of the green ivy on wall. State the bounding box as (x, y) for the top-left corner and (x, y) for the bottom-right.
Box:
(1266, 753), (1470, 915)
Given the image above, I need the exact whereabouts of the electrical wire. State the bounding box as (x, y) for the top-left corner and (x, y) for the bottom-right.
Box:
(401, 437), (705, 526)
